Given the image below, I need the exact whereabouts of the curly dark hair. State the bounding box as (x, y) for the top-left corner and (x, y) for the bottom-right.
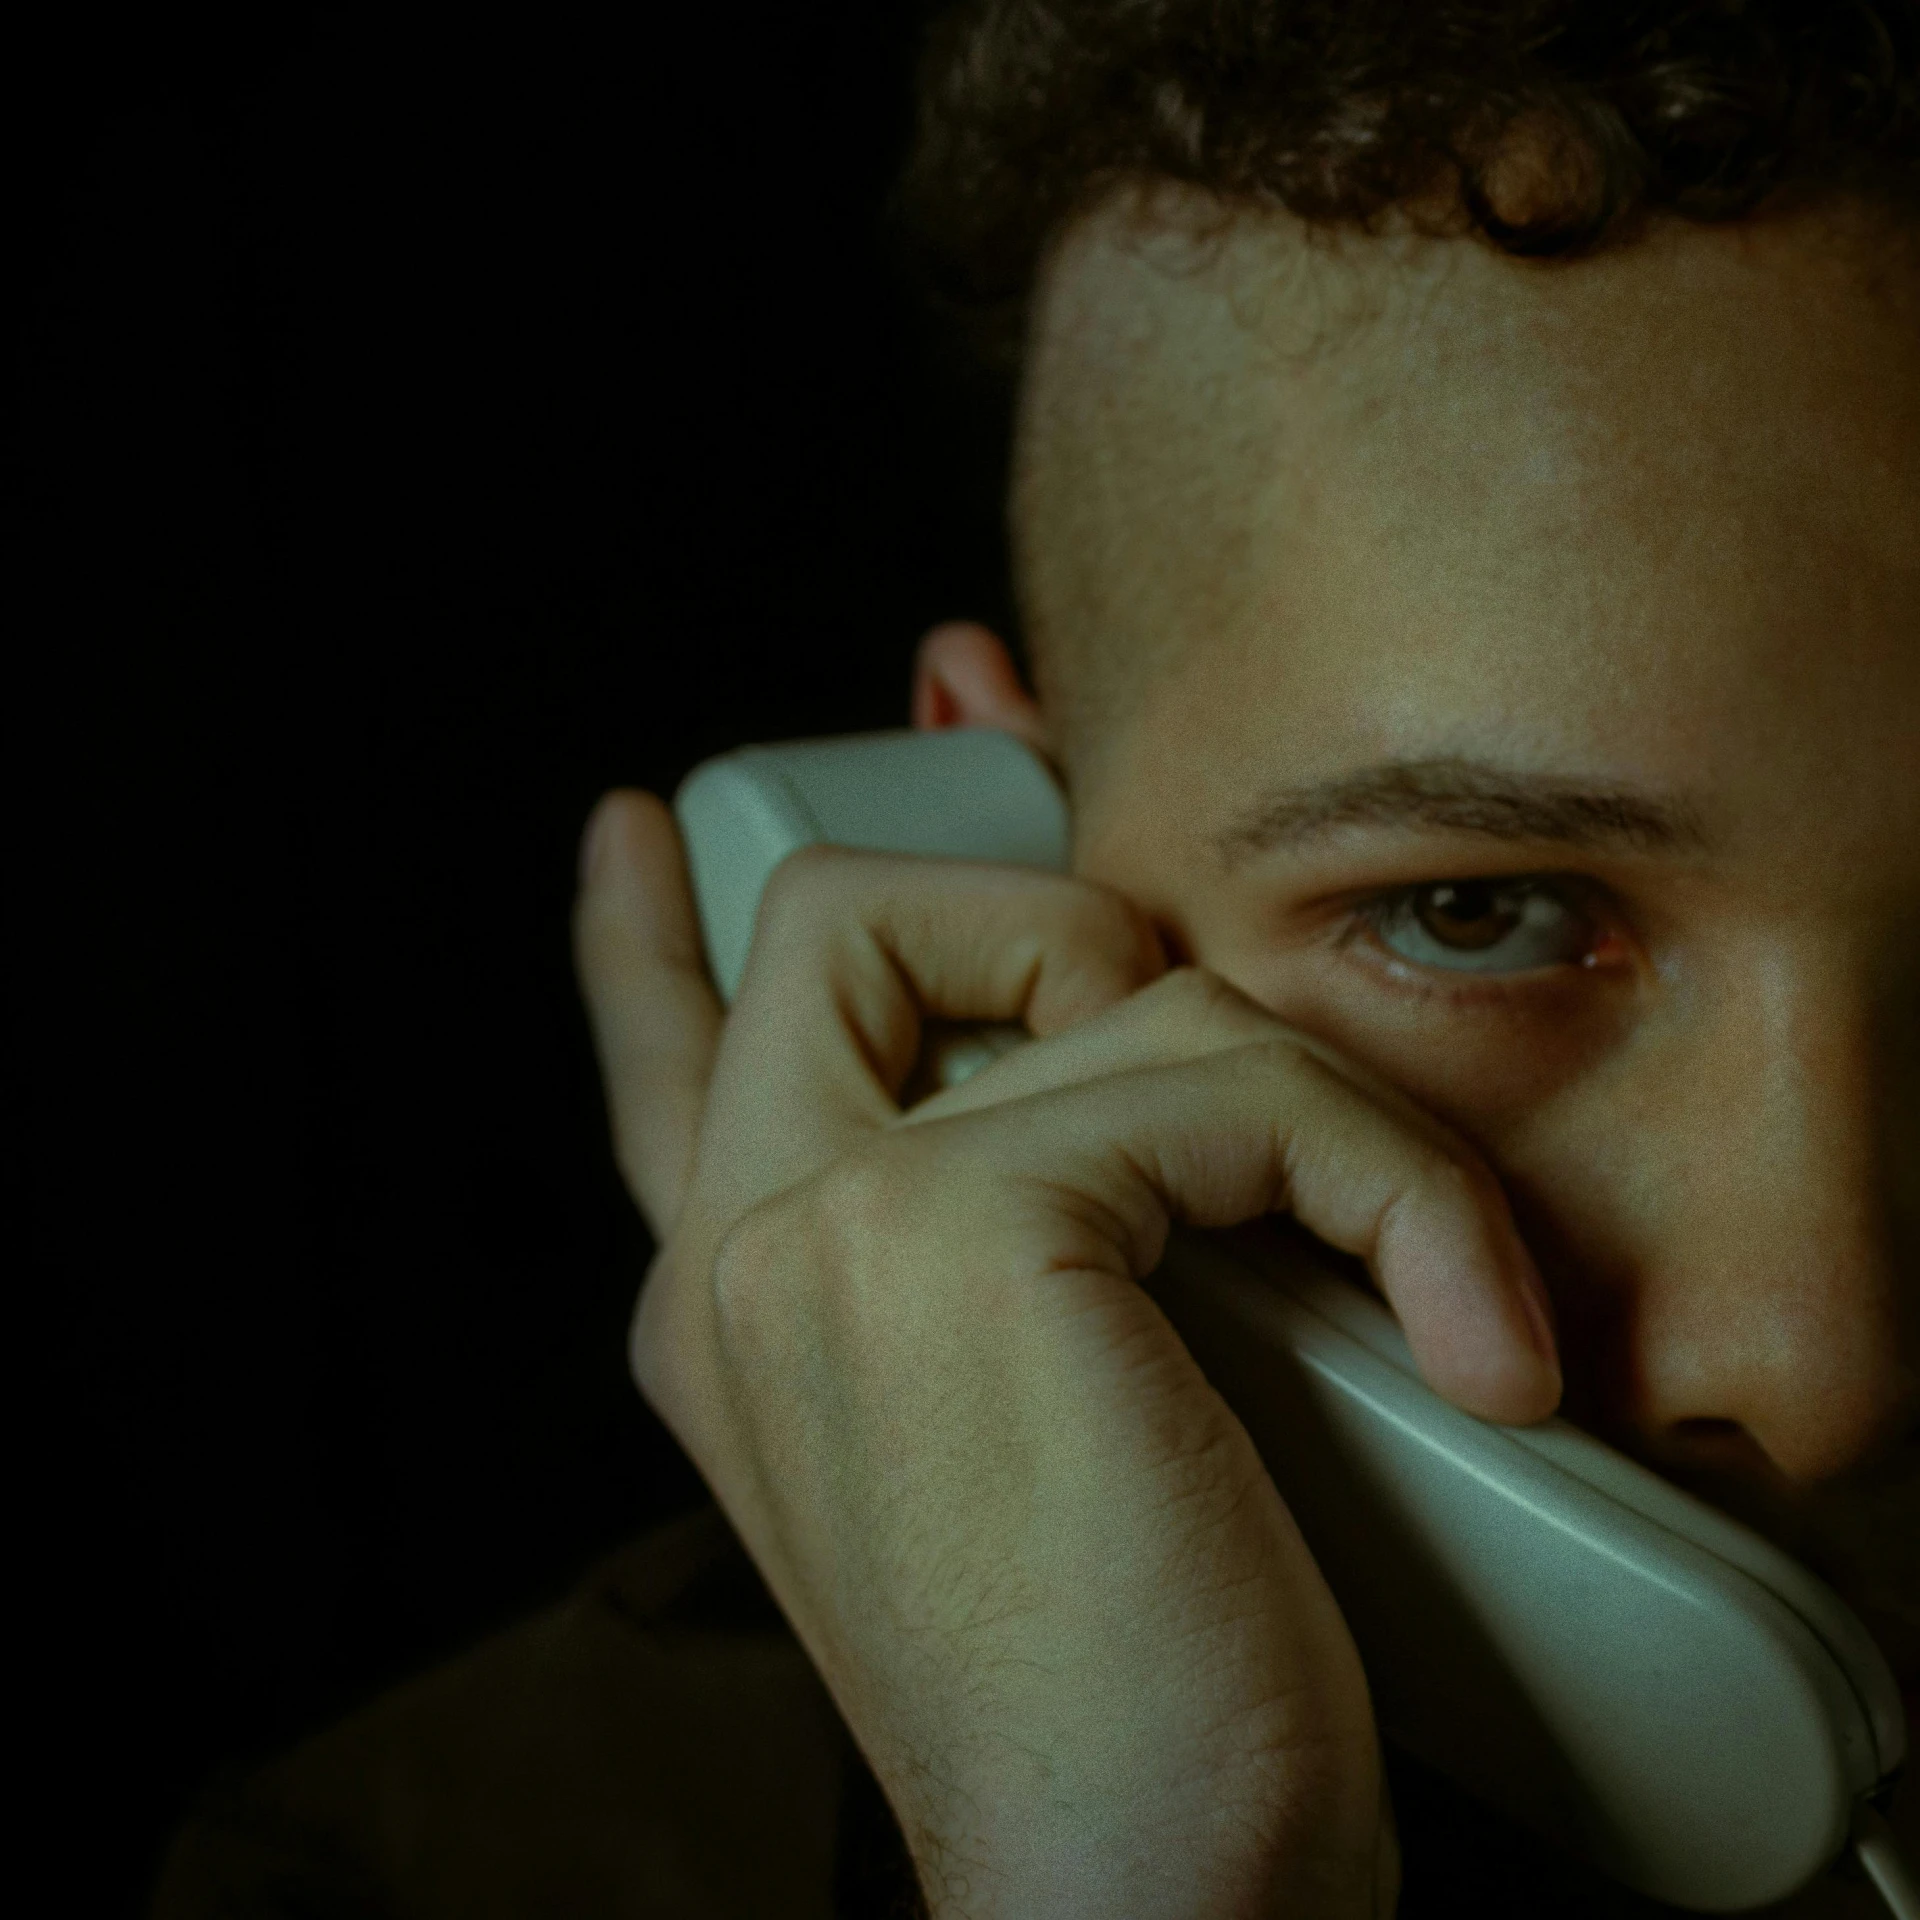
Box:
(897, 0), (1920, 372)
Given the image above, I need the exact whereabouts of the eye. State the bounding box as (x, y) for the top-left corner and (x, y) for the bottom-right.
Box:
(1365, 878), (1599, 974)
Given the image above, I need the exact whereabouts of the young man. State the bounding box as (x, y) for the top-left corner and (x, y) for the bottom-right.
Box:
(156, 3), (1917, 1916)
(577, 0), (1918, 1910)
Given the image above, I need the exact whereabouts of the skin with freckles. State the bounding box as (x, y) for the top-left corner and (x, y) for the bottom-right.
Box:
(912, 188), (1920, 1902)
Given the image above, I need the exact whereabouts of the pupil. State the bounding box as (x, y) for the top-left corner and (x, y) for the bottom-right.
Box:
(1417, 881), (1518, 950)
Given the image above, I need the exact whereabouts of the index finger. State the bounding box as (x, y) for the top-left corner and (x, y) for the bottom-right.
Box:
(684, 847), (1166, 1237)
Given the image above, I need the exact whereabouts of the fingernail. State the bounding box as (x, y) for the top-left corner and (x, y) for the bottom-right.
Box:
(578, 797), (616, 888)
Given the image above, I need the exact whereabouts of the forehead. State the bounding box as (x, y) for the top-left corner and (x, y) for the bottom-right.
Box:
(1028, 187), (1920, 505)
(1023, 190), (1920, 816)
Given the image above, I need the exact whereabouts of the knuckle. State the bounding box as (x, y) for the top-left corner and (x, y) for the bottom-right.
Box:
(707, 1144), (929, 1363)
(1277, 1043), (1499, 1203)
(627, 1242), (742, 1488)
(706, 1197), (791, 1353)
(627, 1243), (718, 1461)
(626, 1249), (677, 1407)
(806, 1142), (929, 1264)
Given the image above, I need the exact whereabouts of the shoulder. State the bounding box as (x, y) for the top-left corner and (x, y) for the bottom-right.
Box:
(150, 1504), (850, 1920)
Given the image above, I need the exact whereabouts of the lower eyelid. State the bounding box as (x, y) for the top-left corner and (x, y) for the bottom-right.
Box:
(1346, 936), (1586, 1008)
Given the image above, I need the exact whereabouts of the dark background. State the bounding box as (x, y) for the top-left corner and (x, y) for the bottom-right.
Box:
(20, 7), (1014, 1909)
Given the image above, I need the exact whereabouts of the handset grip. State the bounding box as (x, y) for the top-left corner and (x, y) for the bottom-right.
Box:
(672, 727), (1911, 1914)
(674, 726), (1068, 1003)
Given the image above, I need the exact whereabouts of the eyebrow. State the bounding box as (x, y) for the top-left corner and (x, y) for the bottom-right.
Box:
(1212, 757), (1712, 870)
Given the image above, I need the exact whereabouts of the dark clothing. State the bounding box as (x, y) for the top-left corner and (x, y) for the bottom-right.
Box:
(149, 1503), (1825, 1918)
(149, 1506), (912, 1920)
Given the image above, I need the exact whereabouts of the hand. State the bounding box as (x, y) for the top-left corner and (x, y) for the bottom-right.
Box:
(574, 788), (1561, 1919)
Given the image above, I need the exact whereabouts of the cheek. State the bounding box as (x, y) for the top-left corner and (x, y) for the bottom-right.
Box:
(1208, 938), (1629, 1150)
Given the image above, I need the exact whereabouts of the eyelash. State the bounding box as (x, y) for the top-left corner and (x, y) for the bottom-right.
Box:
(1339, 876), (1628, 1002)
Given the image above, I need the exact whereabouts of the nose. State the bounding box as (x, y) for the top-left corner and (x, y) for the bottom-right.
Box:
(1565, 941), (1917, 1494)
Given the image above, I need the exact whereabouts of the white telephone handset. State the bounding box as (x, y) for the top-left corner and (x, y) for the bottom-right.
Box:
(671, 725), (1916, 1917)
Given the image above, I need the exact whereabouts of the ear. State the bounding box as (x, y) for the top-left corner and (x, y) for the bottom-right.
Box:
(911, 622), (1052, 760)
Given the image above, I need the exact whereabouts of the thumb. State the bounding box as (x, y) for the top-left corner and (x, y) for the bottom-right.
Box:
(573, 789), (724, 1240)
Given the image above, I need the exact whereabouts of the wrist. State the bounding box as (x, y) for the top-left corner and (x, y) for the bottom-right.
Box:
(902, 1793), (1394, 1920)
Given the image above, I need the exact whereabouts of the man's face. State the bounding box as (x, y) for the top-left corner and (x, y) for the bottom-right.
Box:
(1020, 195), (1920, 1701)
